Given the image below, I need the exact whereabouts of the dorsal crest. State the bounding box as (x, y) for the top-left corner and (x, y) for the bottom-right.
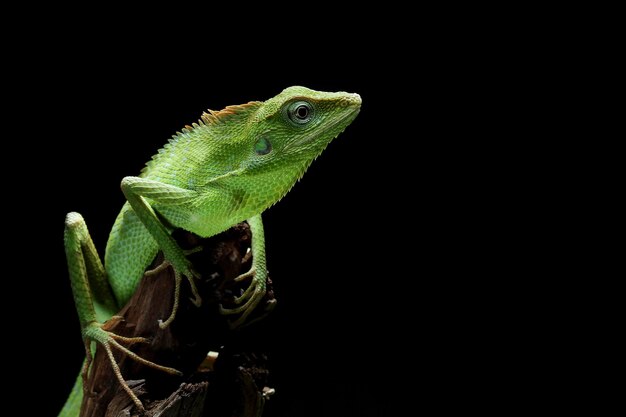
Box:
(140, 100), (262, 178)
(199, 101), (261, 126)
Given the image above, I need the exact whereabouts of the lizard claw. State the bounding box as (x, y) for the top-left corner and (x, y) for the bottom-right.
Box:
(219, 267), (267, 328)
(188, 268), (202, 307)
(183, 246), (204, 256)
(189, 292), (202, 307)
(158, 266), (202, 329)
(81, 323), (182, 412)
(145, 260), (171, 277)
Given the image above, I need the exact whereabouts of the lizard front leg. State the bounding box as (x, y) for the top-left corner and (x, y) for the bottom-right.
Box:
(121, 177), (269, 329)
(64, 212), (181, 413)
(220, 214), (268, 327)
(120, 176), (202, 329)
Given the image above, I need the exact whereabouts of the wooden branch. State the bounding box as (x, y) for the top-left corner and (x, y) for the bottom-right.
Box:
(80, 223), (276, 417)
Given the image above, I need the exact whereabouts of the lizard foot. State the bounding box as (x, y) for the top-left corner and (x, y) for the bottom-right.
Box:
(82, 323), (182, 412)
(158, 266), (202, 329)
(145, 246), (202, 277)
(219, 267), (267, 328)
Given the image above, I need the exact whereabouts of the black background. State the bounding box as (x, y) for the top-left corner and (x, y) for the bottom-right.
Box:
(4, 16), (528, 416)
(13, 50), (418, 416)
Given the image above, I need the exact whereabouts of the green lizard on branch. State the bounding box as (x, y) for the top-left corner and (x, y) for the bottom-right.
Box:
(59, 86), (361, 416)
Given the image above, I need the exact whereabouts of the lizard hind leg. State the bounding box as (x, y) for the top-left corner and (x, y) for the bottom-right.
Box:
(64, 212), (182, 412)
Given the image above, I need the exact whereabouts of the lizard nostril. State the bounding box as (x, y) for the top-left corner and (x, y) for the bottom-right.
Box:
(341, 94), (362, 107)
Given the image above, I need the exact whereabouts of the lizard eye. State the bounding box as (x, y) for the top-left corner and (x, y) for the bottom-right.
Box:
(254, 136), (272, 155)
(287, 101), (314, 125)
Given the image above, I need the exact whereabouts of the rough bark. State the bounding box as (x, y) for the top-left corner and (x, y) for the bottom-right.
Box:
(80, 223), (275, 417)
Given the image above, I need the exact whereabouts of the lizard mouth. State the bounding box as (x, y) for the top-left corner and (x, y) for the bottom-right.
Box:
(284, 107), (360, 151)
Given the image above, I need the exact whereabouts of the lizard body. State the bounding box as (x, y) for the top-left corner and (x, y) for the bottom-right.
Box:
(59, 86), (361, 416)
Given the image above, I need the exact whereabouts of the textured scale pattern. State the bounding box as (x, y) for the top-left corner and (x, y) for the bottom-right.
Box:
(104, 86), (361, 307)
(60, 86), (361, 417)
(105, 204), (159, 304)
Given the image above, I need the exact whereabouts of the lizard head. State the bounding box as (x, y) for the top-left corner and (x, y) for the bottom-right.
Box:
(250, 86), (361, 159)
(240, 86), (361, 204)
(140, 86), (361, 231)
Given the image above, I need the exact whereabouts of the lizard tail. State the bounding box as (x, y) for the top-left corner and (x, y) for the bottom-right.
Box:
(58, 365), (83, 417)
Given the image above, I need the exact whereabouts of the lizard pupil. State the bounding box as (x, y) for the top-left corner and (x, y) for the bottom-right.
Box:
(296, 105), (309, 119)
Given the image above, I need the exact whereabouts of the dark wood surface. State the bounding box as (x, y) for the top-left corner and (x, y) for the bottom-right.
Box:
(80, 223), (275, 417)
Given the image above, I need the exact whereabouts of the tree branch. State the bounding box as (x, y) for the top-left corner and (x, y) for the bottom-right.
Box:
(80, 223), (276, 417)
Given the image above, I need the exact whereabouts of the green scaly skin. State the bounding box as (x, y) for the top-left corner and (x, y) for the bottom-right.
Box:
(59, 86), (361, 416)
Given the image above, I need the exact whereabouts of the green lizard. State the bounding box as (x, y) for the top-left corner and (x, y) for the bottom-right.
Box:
(59, 86), (361, 416)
